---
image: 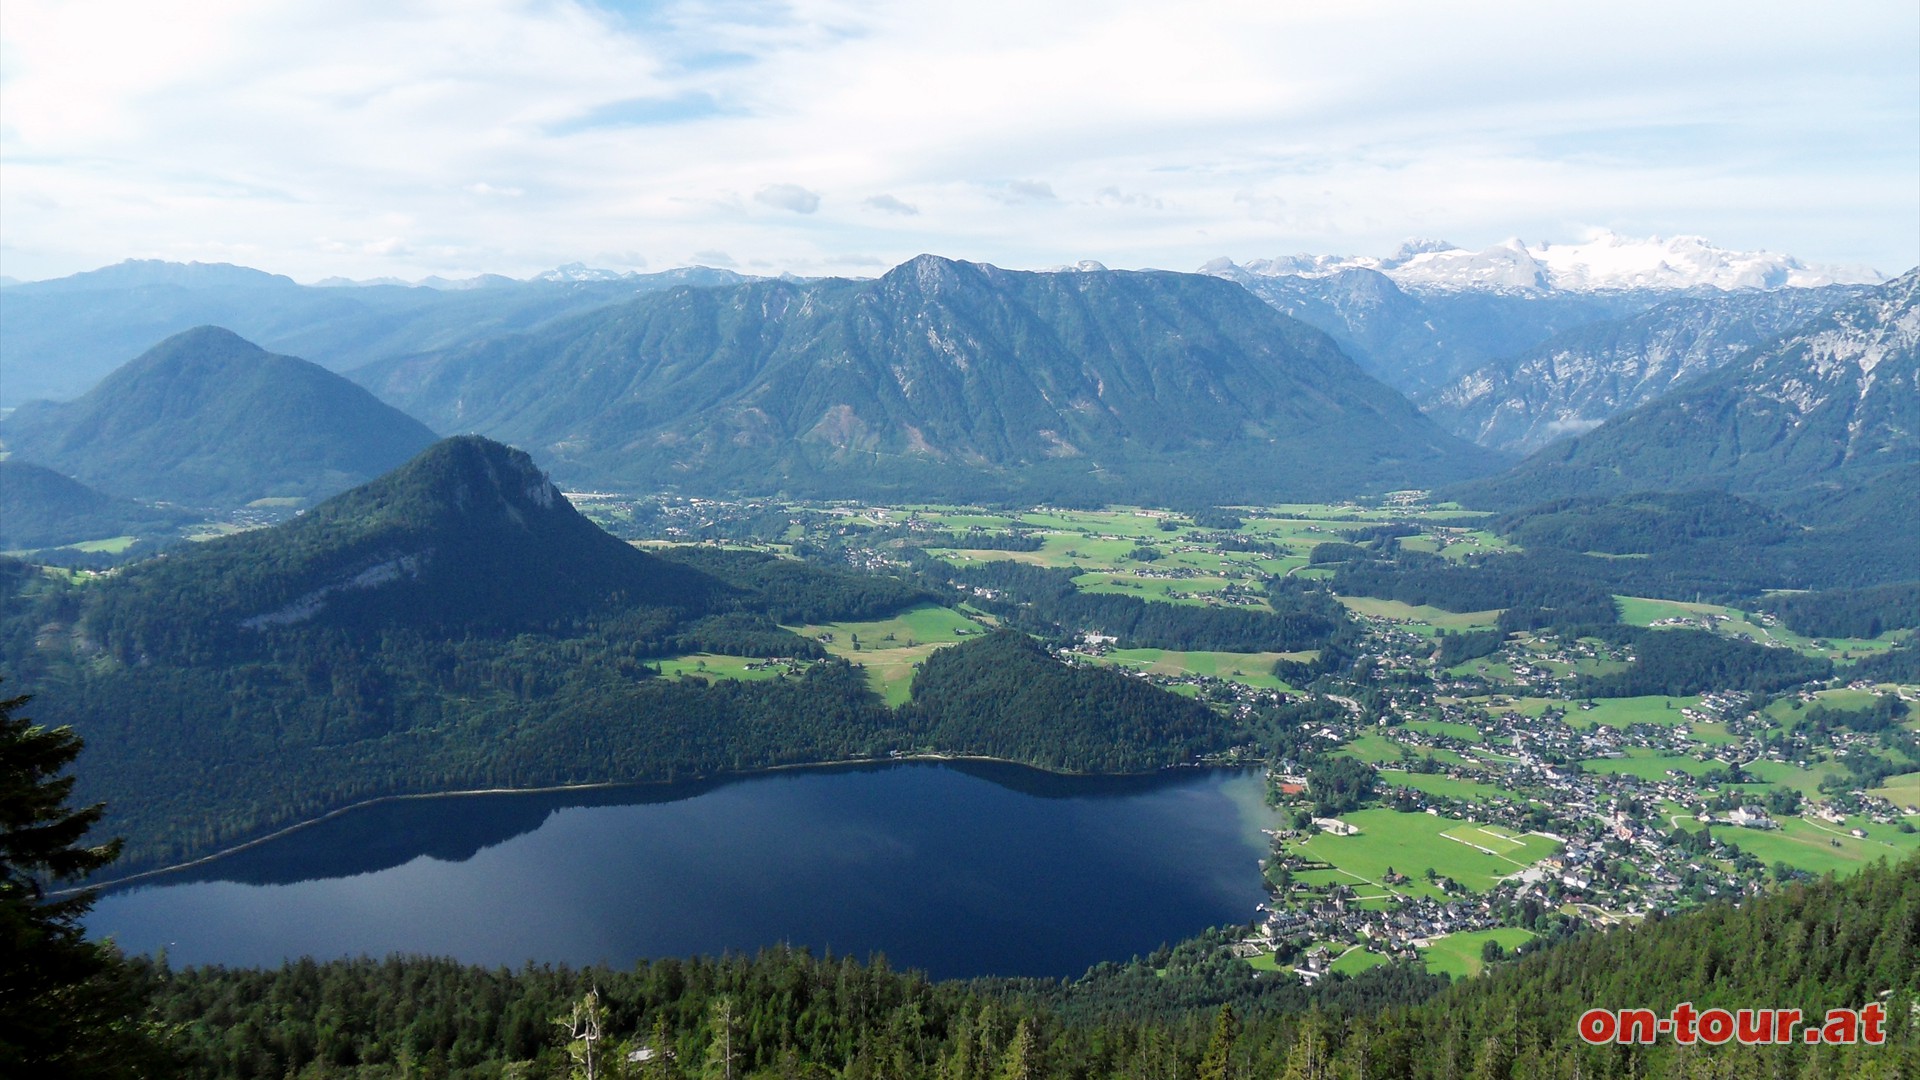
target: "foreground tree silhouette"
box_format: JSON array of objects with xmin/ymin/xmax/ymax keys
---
[{"xmin": 0, "ymin": 682, "xmax": 169, "ymax": 1078}]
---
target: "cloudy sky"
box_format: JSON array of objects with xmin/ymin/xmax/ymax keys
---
[{"xmin": 2, "ymin": 0, "xmax": 1915, "ymax": 282}]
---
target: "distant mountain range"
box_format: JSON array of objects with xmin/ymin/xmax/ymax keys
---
[
  {"xmin": 6, "ymin": 241, "xmax": 1901, "ymax": 504},
  {"xmin": 351, "ymin": 255, "xmax": 1500, "ymax": 503},
  {"xmin": 0, "ymin": 326, "xmax": 437, "ymax": 508},
  {"xmin": 0, "ymin": 260, "xmax": 756, "ymax": 406},
  {"xmin": 1421, "ymin": 285, "xmax": 1870, "ymax": 453},
  {"xmin": 1204, "ymin": 232, "xmax": 1886, "ymax": 294},
  {"xmin": 1199, "ymin": 263, "xmax": 1653, "ymax": 394},
  {"xmin": 1455, "ymin": 270, "xmax": 1920, "ymax": 512}
]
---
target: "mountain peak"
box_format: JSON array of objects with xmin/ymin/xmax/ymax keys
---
[
  {"xmin": 361, "ymin": 435, "xmax": 565, "ymax": 532},
  {"xmin": 0, "ymin": 327, "xmax": 437, "ymax": 507}
]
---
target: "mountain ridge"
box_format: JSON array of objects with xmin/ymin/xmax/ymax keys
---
[
  {"xmin": 352, "ymin": 255, "xmax": 1502, "ymax": 503},
  {"xmin": 1452, "ymin": 270, "xmax": 1920, "ymax": 510}
]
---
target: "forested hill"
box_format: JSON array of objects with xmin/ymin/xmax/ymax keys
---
[
  {"xmin": 0, "ymin": 326, "xmax": 438, "ymax": 507},
  {"xmin": 0, "ymin": 460, "xmax": 191, "ymax": 550},
  {"xmin": 0, "ymin": 441, "xmax": 1236, "ymax": 870},
  {"xmin": 136, "ymin": 851, "xmax": 1920, "ymax": 1078},
  {"xmin": 351, "ymin": 255, "xmax": 1502, "ymax": 503},
  {"xmin": 82, "ymin": 435, "xmax": 729, "ymax": 661}
]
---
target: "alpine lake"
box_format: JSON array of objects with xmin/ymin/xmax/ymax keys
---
[{"xmin": 87, "ymin": 762, "xmax": 1277, "ymax": 981}]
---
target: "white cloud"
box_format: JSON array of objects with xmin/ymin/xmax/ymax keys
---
[
  {"xmin": 862, "ymin": 194, "xmax": 918, "ymax": 215},
  {"xmin": 0, "ymin": 0, "xmax": 1914, "ymax": 282},
  {"xmin": 753, "ymin": 183, "xmax": 822, "ymax": 214}
]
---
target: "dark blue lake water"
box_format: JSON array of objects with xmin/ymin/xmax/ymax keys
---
[{"xmin": 87, "ymin": 762, "xmax": 1274, "ymax": 980}]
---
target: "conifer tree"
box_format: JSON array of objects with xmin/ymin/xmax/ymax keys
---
[{"xmin": 0, "ymin": 682, "xmax": 169, "ymax": 1078}]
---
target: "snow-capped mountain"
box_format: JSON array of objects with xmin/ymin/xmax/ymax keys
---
[
  {"xmin": 1203, "ymin": 233, "xmax": 1886, "ymax": 294},
  {"xmin": 1455, "ymin": 269, "xmax": 1920, "ymax": 508},
  {"xmin": 1420, "ymin": 285, "xmax": 1871, "ymax": 453}
]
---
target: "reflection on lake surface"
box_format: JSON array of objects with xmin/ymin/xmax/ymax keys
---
[{"xmin": 88, "ymin": 762, "xmax": 1274, "ymax": 980}]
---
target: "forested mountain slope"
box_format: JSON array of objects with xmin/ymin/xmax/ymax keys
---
[
  {"xmin": 353, "ymin": 256, "xmax": 1501, "ymax": 503},
  {"xmin": 0, "ymin": 461, "xmax": 192, "ymax": 550},
  {"xmin": 1453, "ymin": 270, "xmax": 1919, "ymax": 511},
  {"xmin": 0, "ymin": 327, "xmax": 437, "ymax": 507}
]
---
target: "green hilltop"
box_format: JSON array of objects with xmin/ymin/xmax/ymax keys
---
[{"xmin": 0, "ymin": 325, "xmax": 438, "ymax": 508}]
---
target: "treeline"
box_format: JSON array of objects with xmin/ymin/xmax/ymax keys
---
[
  {"xmin": 1492, "ymin": 490, "xmax": 1793, "ymax": 555},
  {"xmin": 899, "ymin": 629, "xmax": 1233, "ymax": 772},
  {"xmin": 1772, "ymin": 582, "xmax": 1920, "ymax": 639},
  {"xmin": 930, "ymin": 558, "xmax": 1348, "ymax": 653},
  {"xmin": 651, "ymin": 546, "xmax": 937, "ymax": 625},
  {"xmin": 129, "ymin": 852, "xmax": 1920, "ymax": 1078},
  {"xmin": 1328, "ymin": 550, "xmax": 1619, "ymax": 632},
  {"xmin": 1853, "ymin": 643, "xmax": 1920, "ymax": 684},
  {"xmin": 1569, "ymin": 626, "xmax": 1831, "ymax": 698},
  {"xmin": 1434, "ymin": 629, "xmax": 1506, "ymax": 667}
]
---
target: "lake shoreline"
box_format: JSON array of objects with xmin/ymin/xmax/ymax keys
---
[{"xmin": 70, "ymin": 753, "xmax": 1250, "ymax": 895}]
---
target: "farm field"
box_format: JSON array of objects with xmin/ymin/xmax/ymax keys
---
[
  {"xmin": 1723, "ymin": 814, "xmax": 1920, "ymax": 876},
  {"xmin": 1578, "ymin": 748, "xmax": 1720, "ymax": 781},
  {"xmin": 1337, "ymin": 596, "xmax": 1502, "ymax": 634},
  {"xmin": 1419, "ymin": 928, "xmax": 1538, "ymax": 980},
  {"xmin": 1742, "ymin": 759, "xmax": 1849, "ymax": 796},
  {"xmin": 1617, "ymin": 595, "xmax": 1907, "ymax": 659},
  {"xmin": 1401, "ymin": 719, "xmax": 1482, "ymax": 743},
  {"xmin": 1330, "ymin": 946, "xmax": 1393, "ymax": 975},
  {"xmin": 1088, "ymin": 647, "xmax": 1299, "ymax": 690},
  {"xmin": 655, "ymin": 654, "xmax": 800, "ymax": 683},
  {"xmin": 788, "ymin": 603, "xmax": 988, "ymax": 705},
  {"xmin": 1869, "ymin": 771, "xmax": 1920, "ymax": 810},
  {"xmin": 1376, "ymin": 771, "xmax": 1507, "ymax": 803},
  {"xmin": 1289, "ymin": 809, "xmax": 1559, "ymax": 901},
  {"xmin": 1565, "ymin": 695, "xmax": 1700, "ymax": 729}
]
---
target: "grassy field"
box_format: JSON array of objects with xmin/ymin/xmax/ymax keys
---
[
  {"xmin": 1401, "ymin": 719, "xmax": 1483, "ymax": 743},
  {"xmin": 1565, "ymin": 695, "xmax": 1700, "ymax": 729},
  {"xmin": 788, "ymin": 603, "xmax": 987, "ymax": 705},
  {"xmin": 1579, "ymin": 748, "xmax": 1720, "ymax": 781},
  {"xmin": 1722, "ymin": 814, "xmax": 1920, "ymax": 877},
  {"xmin": 1091, "ymin": 647, "xmax": 1298, "ymax": 690},
  {"xmin": 1337, "ymin": 596, "xmax": 1503, "ymax": 634},
  {"xmin": 1618, "ymin": 595, "xmax": 1906, "ymax": 658},
  {"xmin": 655, "ymin": 654, "xmax": 800, "ymax": 682},
  {"xmin": 65, "ymin": 535, "xmax": 140, "ymax": 553},
  {"xmin": 1330, "ymin": 946, "xmax": 1394, "ymax": 975},
  {"xmin": 1340, "ymin": 734, "xmax": 1409, "ymax": 764},
  {"xmin": 1869, "ymin": 771, "xmax": 1920, "ymax": 810},
  {"xmin": 1419, "ymin": 928, "xmax": 1537, "ymax": 979},
  {"xmin": 1742, "ymin": 758, "xmax": 1849, "ymax": 796},
  {"xmin": 1290, "ymin": 809, "xmax": 1559, "ymax": 900}
]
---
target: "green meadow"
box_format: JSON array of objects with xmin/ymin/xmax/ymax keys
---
[
  {"xmin": 788, "ymin": 603, "xmax": 987, "ymax": 705},
  {"xmin": 1721, "ymin": 814, "xmax": 1920, "ymax": 877},
  {"xmin": 1093, "ymin": 647, "xmax": 1299, "ymax": 690},
  {"xmin": 1289, "ymin": 809, "xmax": 1559, "ymax": 900},
  {"xmin": 1420, "ymin": 928, "xmax": 1538, "ymax": 980},
  {"xmin": 655, "ymin": 654, "xmax": 800, "ymax": 682}
]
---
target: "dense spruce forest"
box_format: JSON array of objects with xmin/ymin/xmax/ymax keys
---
[
  {"xmin": 900, "ymin": 630, "xmax": 1232, "ymax": 772},
  {"xmin": 121, "ymin": 851, "xmax": 1920, "ymax": 1079}
]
